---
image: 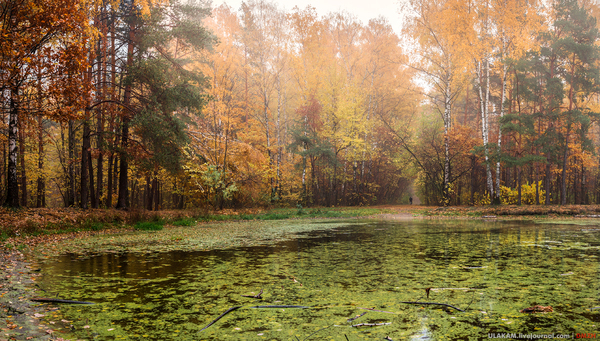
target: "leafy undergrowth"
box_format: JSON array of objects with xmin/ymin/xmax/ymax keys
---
[{"xmin": 0, "ymin": 206, "xmax": 392, "ymax": 246}]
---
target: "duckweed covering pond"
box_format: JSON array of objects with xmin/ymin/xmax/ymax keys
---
[{"xmin": 34, "ymin": 219, "xmax": 600, "ymax": 340}]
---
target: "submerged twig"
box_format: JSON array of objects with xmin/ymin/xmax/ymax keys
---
[
  {"xmin": 31, "ymin": 298, "xmax": 94, "ymax": 305},
  {"xmin": 241, "ymin": 288, "xmax": 263, "ymax": 299},
  {"xmin": 347, "ymin": 312, "xmax": 367, "ymax": 322},
  {"xmin": 464, "ymin": 289, "xmax": 476, "ymax": 311},
  {"xmin": 199, "ymin": 306, "xmax": 242, "ymax": 331},
  {"xmin": 358, "ymin": 307, "xmax": 395, "ymax": 314},
  {"xmin": 351, "ymin": 322, "xmax": 391, "ymax": 328},
  {"xmin": 398, "ymin": 301, "xmax": 464, "ymax": 312},
  {"xmin": 250, "ymin": 305, "xmax": 309, "ymax": 309},
  {"xmin": 282, "ymin": 271, "xmax": 303, "ymax": 286},
  {"xmin": 302, "ymin": 325, "xmax": 331, "ymax": 341}
]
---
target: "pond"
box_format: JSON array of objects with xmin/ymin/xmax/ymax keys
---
[{"xmin": 37, "ymin": 219, "xmax": 600, "ymax": 340}]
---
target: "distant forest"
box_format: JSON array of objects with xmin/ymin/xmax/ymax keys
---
[{"xmin": 2, "ymin": 0, "xmax": 600, "ymax": 209}]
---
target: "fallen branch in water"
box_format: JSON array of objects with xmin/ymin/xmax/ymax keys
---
[
  {"xmin": 398, "ymin": 301, "xmax": 464, "ymax": 312},
  {"xmin": 200, "ymin": 306, "xmax": 242, "ymax": 331},
  {"xmin": 282, "ymin": 271, "xmax": 303, "ymax": 286},
  {"xmin": 358, "ymin": 307, "xmax": 395, "ymax": 314},
  {"xmin": 347, "ymin": 312, "xmax": 367, "ymax": 322},
  {"xmin": 351, "ymin": 322, "xmax": 391, "ymax": 328},
  {"xmin": 302, "ymin": 325, "xmax": 331, "ymax": 340},
  {"xmin": 31, "ymin": 298, "xmax": 94, "ymax": 305},
  {"xmin": 241, "ymin": 288, "xmax": 263, "ymax": 299},
  {"xmin": 384, "ymin": 337, "xmax": 394, "ymax": 341}
]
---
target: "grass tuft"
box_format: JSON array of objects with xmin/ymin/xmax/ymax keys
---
[{"xmin": 134, "ymin": 221, "xmax": 164, "ymax": 231}]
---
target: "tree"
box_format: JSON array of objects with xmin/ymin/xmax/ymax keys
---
[
  {"xmin": 1, "ymin": 0, "xmax": 91, "ymax": 207},
  {"xmin": 402, "ymin": 0, "xmax": 472, "ymax": 204}
]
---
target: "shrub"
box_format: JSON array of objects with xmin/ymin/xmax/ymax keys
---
[{"xmin": 500, "ymin": 181, "xmax": 545, "ymax": 205}]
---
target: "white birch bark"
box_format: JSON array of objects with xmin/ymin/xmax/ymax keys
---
[
  {"xmin": 495, "ymin": 64, "xmax": 507, "ymax": 197},
  {"xmin": 477, "ymin": 60, "xmax": 494, "ymax": 199}
]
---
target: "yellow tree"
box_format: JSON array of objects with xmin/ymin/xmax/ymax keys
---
[
  {"xmin": 186, "ymin": 4, "xmax": 265, "ymax": 208},
  {"xmin": 402, "ymin": 0, "xmax": 473, "ymax": 204}
]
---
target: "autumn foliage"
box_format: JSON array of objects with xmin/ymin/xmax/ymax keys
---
[{"xmin": 2, "ymin": 0, "xmax": 600, "ymax": 211}]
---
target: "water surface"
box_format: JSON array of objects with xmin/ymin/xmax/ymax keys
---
[{"xmin": 38, "ymin": 220, "xmax": 600, "ymax": 340}]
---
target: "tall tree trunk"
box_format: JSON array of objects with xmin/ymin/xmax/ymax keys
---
[
  {"xmin": 477, "ymin": 61, "xmax": 494, "ymax": 200},
  {"xmin": 145, "ymin": 175, "xmax": 152, "ymax": 210},
  {"xmin": 18, "ymin": 115, "xmax": 27, "ymax": 207},
  {"xmin": 561, "ymin": 56, "xmax": 576, "ymax": 205},
  {"xmin": 495, "ymin": 64, "xmax": 507, "ymax": 199},
  {"xmin": 67, "ymin": 120, "xmax": 75, "ymax": 207},
  {"xmin": 443, "ymin": 72, "xmax": 451, "ymax": 206},
  {"xmin": 517, "ymin": 166, "xmax": 522, "ymax": 205},
  {"xmin": 545, "ymin": 161, "xmax": 551, "ymax": 205},
  {"xmin": 81, "ymin": 117, "xmax": 91, "ymax": 209},
  {"xmin": 36, "ymin": 114, "xmax": 45, "ymax": 207},
  {"xmin": 116, "ymin": 17, "xmax": 135, "ymax": 210},
  {"xmin": 153, "ymin": 176, "xmax": 159, "ymax": 211},
  {"xmin": 106, "ymin": 12, "xmax": 117, "ymax": 208},
  {"xmin": 581, "ymin": 163, "xmax": 586, "ymax": 204},
  {"xmin": 5, "ymin": 88, "xmax": 19, "ymax": 208}
]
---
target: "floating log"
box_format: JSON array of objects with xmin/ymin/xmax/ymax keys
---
[
  {"xmin": 200, "ymin": 306, "xmax": 242, "ymax": 331},
  {"xmin": 31, "ymin": 298, "xmax": 94, "ymax": 305},
  {"xmin": 398, "ymin": 301, "xmax": 464, "ymax": 312},
  {"xmin": 351, "ymin": 322, "xmax": 391, "ymax": 328}
]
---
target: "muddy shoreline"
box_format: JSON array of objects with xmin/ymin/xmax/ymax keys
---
[{"xmin": 0, "ymin": 250, "xmax": 54, "ymax": 341}]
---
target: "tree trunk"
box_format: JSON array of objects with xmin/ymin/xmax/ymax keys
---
[
  {"xmin": 5, "ymin": 89, "xmax": 19, "ymax": 208},
  {"xmin": 67, "ymin": 120, "xmax": 75, "ymax": 207},
  {"xmin": 443, "ymin": 76, "xmax": 451, "ymax": 206},
  {"xmin": 535, "ymin": 161, "xmax": 540, "ymax": 205},
  {"xmin": 153, "ymin": 177, "xmax": 159, "ymax": 211},
  {"xmin": 81, "ymin": 118, "xmax": 91, "ymax": 209},
  {"xmin": 18, "ymin": 116, "xmax": 27, "ymax": 207},
  {"xmin": 36, "ymin": 114, "xmax": 45, "ymax": 208},
  {"xmin": 477, "ymin": 61, "xmax": 494, "ymax": 201},
  {"xmin": 116, "ymin": 18, "xmax": 135, "ymax": 210},
  {"xmin": 561, "ymin": 125, "xmax": 570, "ymax": 205},
  {"xmin": 517, "ymin": 166, "xmax": 522, "ymax": 205},
  {"xmin": 116, "ymin": 118, "xmax": 130, "ymax": 209},
  {"xmin": 495, "ymin": 64, "xmax": 507, "ymax": 198},
  {"xmin": 545, "ymin": 161, "xmax": 551, "ymax": 205},
  {"xmin": 581, "ymin": 163, "xmax": 586, "ymax": 204}
]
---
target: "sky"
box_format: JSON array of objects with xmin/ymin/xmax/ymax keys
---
[{"xmin": 209, "ymin": 0, "xmax": 405, "ymax": 35}]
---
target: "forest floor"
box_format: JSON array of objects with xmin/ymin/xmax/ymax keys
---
[{"xmin": 2, "ymin": 204, "xmax": 600, "ymax": 340}]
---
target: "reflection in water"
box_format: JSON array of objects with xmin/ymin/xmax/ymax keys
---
[{"xmin": 39, "ymin": 220, "xmax": 600, "ymax": 340}]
